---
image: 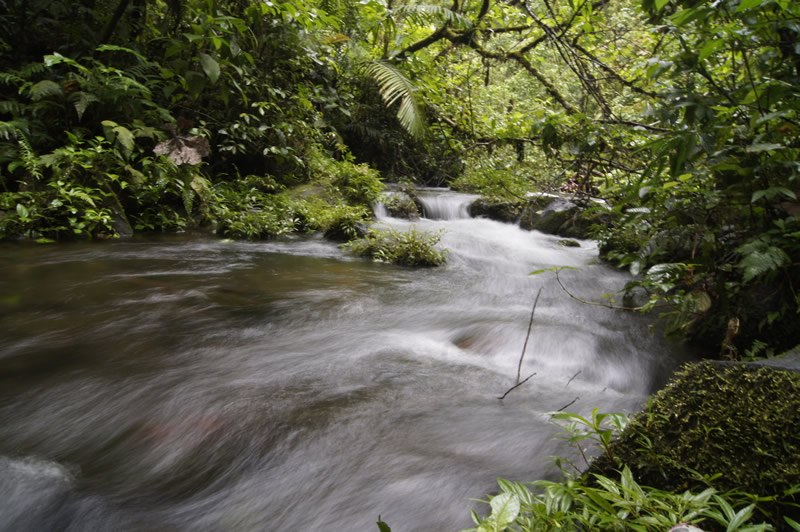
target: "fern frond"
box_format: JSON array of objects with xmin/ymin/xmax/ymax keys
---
[
  {"xmin": 0, "ymin": 120, "xmax": 29, "ymax": 140},
  {"xmin": 20, "ymin": 62, "xmax": 48, "ymax": 78},
  {"xmin": 96, "ymin": 44, "xmax": 147, "ymax": 62},
  {"xmin": 392, "ymin": 4, "xmax": 473, "ymax": 29},
  {"xmin": 0, "ymin": 72, "xmax": 24, "ymax": 86},
  {"xmin": 16, "ymin": 130, "xmax": 43, "ymax": 181},
  {"xmin": 364, "ymin": 61, "xmax": 426, "ymax": 138},
  {"xmin": 29, "ymin": 80, "xmax": 64, "ymax": 101},
  {"xmin": 0, "ymin": 100, "xmax": 25, "ymax": 116},
  {"xmin": 737, "ymin": 239, "xmax": 790, "ymax": 283}
]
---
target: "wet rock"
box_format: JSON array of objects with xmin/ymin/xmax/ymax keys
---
[
  {"xmin": 519, "ymin": 196, "xmax": 609, "ymax": 239},
  {"xmin": 558, "ymin": 239, "xmax": 581, "ymax": 247},
  {"xmin": 383, "ymin": 193, "xmax": 420, "ymax": 220},
  {"xmin": 468, "ymin": 198, "xmax": 526, "ymax": 223},
  {"xmin": 520, "ymin": 198, "xmax": 579, "ymax": 234}
]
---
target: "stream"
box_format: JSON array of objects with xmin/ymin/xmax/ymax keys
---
[{"xmin": 0, "ymin": 190, "xmax": 689, "ymax": 531}]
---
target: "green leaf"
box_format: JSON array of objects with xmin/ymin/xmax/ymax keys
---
[
  {"xmin": 199, "ymin": 53, "xmax": 221, "ymax": 84},
  {"xmin": 699, "ymin": 39, "xmax": 724, "ymax": 60},
  {"xmin": 746, "ymin": 143, "xmax": 783, "ymax": 153},
  {"xmin": 736, "ymin": 0, "xmax": 762, "ymax": 11},
  {"xmin": 751, "ymin": 187, "xmax": 796, "ymax": 203},
  {"xmin": 16, "ymin": 203, "xmax": 29, "ymax": 219},
  {"xmin": 784, "ymin": 516, "xmax": 800, "ymax": 531},
  {"xmin": 726, "ymin": 504, "xmax": 754, "ymax": 531},
  {"xmin": 102, "ymin": 120, "xmax": 135, "ymax": 156},
  {"xmin": 376, "ymin": 515, "xmax": 391, "ymax": 532},
  {"xmin": 655, "ymin": 0, "xmax": 670, "ymax": 10},
  {"xmin": 489, "ymin": 492, "xmax": 520, "ymax": 528},
  {"xmin": 96, "ymin": 44, "xmax": 146, "ymax": 61}
]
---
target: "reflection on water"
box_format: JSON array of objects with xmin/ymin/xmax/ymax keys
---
[{"xmin": 0, "ymin": 192, "xmax": 689, "ymax": 531}]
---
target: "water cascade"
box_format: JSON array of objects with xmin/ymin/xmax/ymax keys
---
[
  {"xmin": 415, "ymin": 188, "xmax": 478, "ymax": 220},
  {"xmin": 0, "ymin": 190, "xmax": 688, "ymax": 530}
]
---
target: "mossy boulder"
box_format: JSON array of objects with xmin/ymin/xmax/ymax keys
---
[
  {"xmin": 520, "ymin": 197, "xmax": 609, "ymax": 239},
  {"xmin": 589, "ymin": 361, "xmax": 800, "ymax": 525},
  {"xmin": 382, "ymin": 193, "xmax": 421, "ymax": 220},
  {"xmin": 468, "ymin": 198, "xmax": 527, "ymax": 223}
]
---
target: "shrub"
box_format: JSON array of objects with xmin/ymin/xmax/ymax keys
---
[
  {"xmin": 308, "ymin": 147, "xmax": 384, "ymax": 205},
  {"xmin": 467, "ymin": 468, "xmax": 777, "ymax": 532},
  {"xmin": 343, "ymin": 227, "xmax": 447, "ymax": 267}
]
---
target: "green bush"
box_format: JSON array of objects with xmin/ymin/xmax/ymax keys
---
[
  {"xmin": 343, "ymin": 227, "xmax": 447, "ymax": 267},
  {"xmin": 308, "ymin": 147, "xmax": 384, "ymax": 205}
]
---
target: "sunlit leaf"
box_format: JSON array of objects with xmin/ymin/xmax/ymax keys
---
[
  {"xmin": 489, "ymin": 492, "xmax": 520, "ymax": 528},
  {"xmin": 199, "ymin": 53, "xmax": 221, "ymax": 83}
]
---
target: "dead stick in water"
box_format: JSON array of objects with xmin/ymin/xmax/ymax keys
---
[
  {"xmin": 566, "ymin": 370, "xmax": 582, "ymax": 387},
  {"xmin": 516, "ymin": 288, "xmax": 543, "ymax": 384},
  {"xmin": 557, "ymin": 396, "xmax": 580, "ymax": 411},
  {"xmin": 498, "ymin": 372, "xmax": 537, "ymax": 400}
]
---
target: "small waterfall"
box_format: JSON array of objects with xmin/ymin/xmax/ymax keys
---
[{"xmin": 417, "ymin": 189, "xmax": 478, "ymax": 220}]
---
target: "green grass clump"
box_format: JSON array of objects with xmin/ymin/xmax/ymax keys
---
[{"xmin": 343, "ymin": 227, "xmax": 447, "ymax": 267}]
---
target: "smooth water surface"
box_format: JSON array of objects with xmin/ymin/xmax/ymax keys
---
[{"xmin": 0, "ymin": 191, "xmax": 688, "ymax": 531}]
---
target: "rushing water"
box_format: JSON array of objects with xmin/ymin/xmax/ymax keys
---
[{"xmin": 0, "ymin": 191, "xmax": 688, "ymax": 531}]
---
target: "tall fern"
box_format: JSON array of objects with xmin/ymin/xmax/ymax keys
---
[
  {"xmin": 364, "ymin": 61, "xmax": 426, "ymax": 138},
  {"xmin": 15, "ymin": 130, "xmax": 43, "ymax": 182}
]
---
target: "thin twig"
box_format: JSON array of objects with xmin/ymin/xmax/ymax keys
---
[
  {"xmin": 516, "ymin": 288, "xmax": 543, "ymax": 383},
  {"xmin": 554, "ymin": 269, "xmax": 649, "ymax": 311},
  {"xmin": 565, "ymin": 370, "xmax": 582, "ymax": 387},
  {"xmin": 498, "ymin": 372, "xmax": 537, "ymax": 400},
  {"xmin": 557, "ymin": 396, "xmax": 580, "ymax": 411}
]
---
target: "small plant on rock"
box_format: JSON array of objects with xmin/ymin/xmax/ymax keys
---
[{"xmin": 344, "ymin": 227, "xmax": 447, "ymax": 267}]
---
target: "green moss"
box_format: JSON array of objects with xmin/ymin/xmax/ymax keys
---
[{"xmin": 590, "ymin": 361, "xmax": 800, "ymax": 523}]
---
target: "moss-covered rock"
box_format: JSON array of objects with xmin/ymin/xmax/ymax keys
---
[
  {"xmin": 518, "ymin": 197, "xmax": 610, "ymax": 239},
  {"xmin": 589, "ymin": 361, "xmax": 800, "ymax": 525},
  {"xmin": 468, "ymin": 198, "xmax": 527, "ymax": 223},
  {"xmin": 382, "ymin": 193, "xmax": 421, "ymax": 220}
]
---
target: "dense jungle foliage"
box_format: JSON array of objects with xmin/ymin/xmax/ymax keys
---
[{"xmin": 2, "ymin": 0, "xmax": 799, "ymax": 529}]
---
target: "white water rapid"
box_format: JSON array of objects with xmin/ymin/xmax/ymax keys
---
[{"xmin": 0, "ymin": 190, "xmax": 688, "ymax": 531}]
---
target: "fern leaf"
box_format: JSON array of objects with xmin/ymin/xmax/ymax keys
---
[
  {"xmin": 29, "ymin": 80, "xmax": 63, "ymax": 101},
  {"xmin": 0, "ymin": 72, "xmax": 24, "ymax": 86},
  {"xmin": 96, "ymin": 44, "xmax": 147, "ymax": 62},
  {"xmin": 737, "ymin": 240, "xmax": 790, "ymax": 283},
  {"xmin": 392, "ymin": 4, "xmax": 473, "ymax": 29},
  {"xmin": 0, "ymin": 100, "xmax": 25, "ymax": 116},
  {"xmin": 364, "ymin": 61, "xmax": 426, "ymax": 138},
  {"xmin": 15, "ymin": 130, "xmax": 43, "ymax": 181}
]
